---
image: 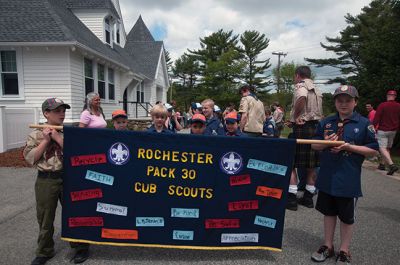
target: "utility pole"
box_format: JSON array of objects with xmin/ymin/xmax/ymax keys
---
[{"xmin": 272, "ymin": 51, "xmax": 287, "ymax": 93}]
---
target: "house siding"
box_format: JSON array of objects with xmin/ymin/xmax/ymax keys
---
[{"xmin": 73, "ymin": 10, "xmax": 108, "ymax": 42}]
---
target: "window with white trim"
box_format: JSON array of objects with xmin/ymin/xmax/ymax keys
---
[
  {"xmin": 1, "ymin": 51, "xmax": 19, "ymax": 95},
  {"xmin": 136, "ymin": 82, "xmax": 144, "ymax": 103},
  {"xmin": 84, "ymin": 58, "xmax": 94, "ymax": 96},
  {"xmin": 97, "ymin": 64, "xmax": 105, "ymax": 99},
  {"xmin": 115, "ymin": 23, "xmax": 120, "ymax": 44},
  {"xmin": 108, "ymin": 68, "xmax": 115, "ymax": 100},
  {"xmin": 105, "ymin": 18, "xmax": 111, "ymax": 45}
]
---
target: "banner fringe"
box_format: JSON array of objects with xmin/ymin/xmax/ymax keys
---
[{"xmin": 61, "ymin": 237, "xmax": 282, "ymax": 252}]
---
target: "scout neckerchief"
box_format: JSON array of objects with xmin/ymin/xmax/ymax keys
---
[{"xmin": 336, "ymin": 118, "xmax": 351, "ymax": 140}]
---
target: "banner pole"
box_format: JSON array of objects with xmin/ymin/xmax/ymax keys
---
[
  {"xmin": 29, "ymin": 124, "xmax": 63, "ymax": 130},
  {"xmin": 296, "ymin": 139, "xmax": 345, "ymax": 146}
]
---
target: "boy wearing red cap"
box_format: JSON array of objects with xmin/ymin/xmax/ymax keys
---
[
  {"xmin": 190, "ymin": 114, "xmax": 207, "ymax": 135},
  {"xmin": 224, "ymin": 112, "xmax": 244, "ymax": 137},
  {"xmin": 373, "ymin": 90, "xmax": 400, "ymax": 175},
  {"xmin": 111, "ymin": 109, "xmax": 128, "ymax": 130}
]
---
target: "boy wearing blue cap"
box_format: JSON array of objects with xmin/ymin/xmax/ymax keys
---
[{"xmin": 310, "ymin": 85, "xmax": 378, "ymax": 265}]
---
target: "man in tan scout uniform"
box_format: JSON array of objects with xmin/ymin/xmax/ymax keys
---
[
  {"xmin": 24, "ymin": 98, "xmax": 89, "ymax": 265},
  {"xmin": 287, "ymin": 66, "xmax": 323, "ymax": 211},
  {"xmin": 238, "ymin": 85, "xmax": 265, "ymax": 137}
]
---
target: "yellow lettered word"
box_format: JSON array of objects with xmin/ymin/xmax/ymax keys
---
[
  {"xmin": 147, "ymin": 166, "xmax": 176, "ymax": 178},
  {"xmin": 181, "ymin": 169, "xmax": 196, "ymax": 180},
  {"xmin": 137, "ymin": 148, "xmax": 213, "ymax": 164},
  {"xmin": 168, "ymin": 185, "xmax": 213, "ymax": 199},
  {"xmin": 134, "ymin": 182, "xmax": 157, "ymax": 194}
]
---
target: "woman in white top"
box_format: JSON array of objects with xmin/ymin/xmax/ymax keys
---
[{"xmin": 79, "ymin": 92, "xmax": 107, "ymax": 128}]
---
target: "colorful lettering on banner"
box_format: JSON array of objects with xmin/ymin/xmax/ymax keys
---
[
  {"xmin": 247, "ymin": 159, "xmax": 287, "ymax": 176},
  {"xmin": 205, "ymin": 219, "xmax": 240, "ymax": 229},
  {"xmin": 171, "ymin": 208, "xmax": 199, "ymax": 218},
  {"xmin": 256, "ymin": 186, "xmax": 283, "ymax": 199},
  {"xmin": 221, "ymin": 233, "xmax": 259, "ymax": 243},
  {"xmin": 70, "ymin": 188, "xmax": 103, "ymax": 202},
  {"xmin": 136, "ymin": 217, "xmax": 165, "ymax": 227},
  {"xmin": 254, "ymin": 215, "xmax": 277, "ymax": 229},
  {"xmin": 173, "ymin": 230, "xmax": 194, "ymax": 241},
  {"xmin": 228, "ymin": 200, "xmax": 259, "ymax": 211},
  {"xmin": 85, "ymin": 170, "xmax": 114, "ymax": 186},
  {"xmin": 229, "ymin": 174, "xmax": 251, "ymax": 186},
  {"xmin": 68, "ymin": 217, "xmax": 104, "ymax": 227},
  {"xmin": 101, "ymin": 228, "xmax": 138, "ymax": 240},
  {"xmin": 96, "ymin": 202, "xmax": 128, "ymax": 216},
  {"xmin": 70, "ymin": 154, "xmax": 107, "ymax": 166}
]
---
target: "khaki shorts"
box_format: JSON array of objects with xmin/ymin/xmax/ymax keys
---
[{"xmin": 377, "ymin": 130, "xmax": 397, "ymax": 148}]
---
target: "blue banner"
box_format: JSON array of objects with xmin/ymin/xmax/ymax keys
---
[{"xmin": 62, "ymin": 127, "xmax": 296, "ymax": 251}]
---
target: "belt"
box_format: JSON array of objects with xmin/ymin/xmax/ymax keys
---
[{"xmin": 37, "ymin": 171, "xmax": 64, "ymax": 179}]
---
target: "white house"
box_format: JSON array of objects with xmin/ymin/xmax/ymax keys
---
[{"xmin": 0, "ymin": 0, "xmax": 169, "ymax": 123}]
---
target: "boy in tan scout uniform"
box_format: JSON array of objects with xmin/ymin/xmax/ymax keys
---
[
  {"xmin": 24, "ymin": 98, "xmax": 89, "ymax": 265},
  {"xmin": 238, "ymin": 85, "xmax": 265, "ymax": 137}
]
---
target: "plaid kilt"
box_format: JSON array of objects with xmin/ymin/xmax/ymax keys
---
[{"xmin": 293, "ymin": 121, "xmax": 320, "ymax": 168}]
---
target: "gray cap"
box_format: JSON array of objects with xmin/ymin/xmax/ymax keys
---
[{"xmin": 333, "ymin": 85, "xmax": 359, "ymax": 98}]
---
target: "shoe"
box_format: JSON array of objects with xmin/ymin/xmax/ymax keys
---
[
  {"xmin": 286, "ymin": 192, "xmax": 298, "ymax": 211},
  {"xmin": 387, "ymin": 164, "xmax": 399, "ymax": 176},
  {"xmin": 336, "ymin": 250, "xmax": 351, "ymax": 265},
  {"xmin": 311, "ymin": 245, "xmax": 335, "ymax": 262},
  {"xmin": 298, "ymin": 190, "xmax": 314, "ymax": 208},
  {"xmin": 377, "ymin": 164, "xmax": 386, "ymax": 170},
  {"xmin": 31, "ymin": 256, "xmax": 52, "ymax": 265},
  {"xmin": 72, "ymin": 249, "xmax": 89, "ymax": 264}
]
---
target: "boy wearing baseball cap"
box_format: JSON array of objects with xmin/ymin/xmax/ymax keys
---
[
  {"xmin": 24, "ymin": 98, "xmax": 90, "ymax": 264},
  {"xmin": 112, "ymin": 109, "xmax": 128, "ymax": 130},
  {"xmin": 224, "ymin": 112, "xmax": 244, "ymax": 137},
  {"xmin": 310, "ymin": 85, "xmax": 378, "ymax": 264},
  {"xmin": 190, "ymin": 113, "xmax": 207, "ymax": 135}
]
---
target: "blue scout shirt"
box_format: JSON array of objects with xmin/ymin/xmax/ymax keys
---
[
  {"xmin": 225, "ymin": 129, "xmax": 245, "ymax": 137},
  {"xmin": 147, "ymin": 125, "xmax": 173, "ymax": 134},
  {"xmin": 263, "ymin": 117, "xmax": 276, "ymax": 137},
  {"xmin": 204, "ymin": 116, "xmax": 225, "ymax": 136},
  {"xmin": 313, "ymin": 112, "xmax": 378, "ymax": 198}
]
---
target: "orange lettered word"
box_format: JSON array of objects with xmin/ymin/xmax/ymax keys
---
[
  {"xmin": 256, "ymin": 186, "xmax": 283, "ymax": 199},
  {"xmin": 101, "ymin": 228, "xmax": 138, "ymax": 240}
]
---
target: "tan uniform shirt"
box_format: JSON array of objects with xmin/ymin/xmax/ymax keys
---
[
  {"xmin": 239, "ymin": 95, "xmax": 266, "ymax": 133},
  {"xmin": 23, "ymin": 129, "xmax": 64, "ymax": 172},
  {"xmin": 289, "ymin": 79, "xmax": 323, "ymax": 122}
]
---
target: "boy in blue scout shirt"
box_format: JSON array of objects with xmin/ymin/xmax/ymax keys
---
[
  {"xmin": 310, "ymin": 85, "xmax": 378, "ymax": 265},
  {"xmin": 147, "ymin": 104, "xmax": 172, "ymax": 134},
  {"xmin": 224, "ymin": 112, "xmax": 244, "ymax": 137},
  {"xmin": 111, "ymin": 109, "xmax": 128, "ymax": 130},
  {"xmin": 201, "ymin": 99, "xmax": 225, "ymax": 136},
  {"xmin": 190, "ymin": 113, "xmax": 207, "ymax": 135},
  {"xmin": 263, "ymin": 107, "xmax": 277, "ymax": 137},
  {"xmin": 23, "ymin": 98, "xmax": 90, "ymax": 265}
]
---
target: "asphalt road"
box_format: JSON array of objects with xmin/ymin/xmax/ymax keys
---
[{"xmin": 0, "ymin": 166, "xmax": 399, "ymax": 265}]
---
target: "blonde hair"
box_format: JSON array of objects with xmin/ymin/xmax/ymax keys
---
[
  {"xmin": 150, "ymin": 103, "xmax": 168, "ymax": 117},
  {"xmin": 201, "ymin": 98, "xmax": 214, "ymax": 108}
]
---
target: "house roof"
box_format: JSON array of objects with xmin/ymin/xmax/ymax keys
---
[
  {"xmin": 0, "ymin": 0, "xmax": 165, "ymax": 80},
  {"xmin": 125, "ymin": 16, "xmax": 163, "ymax": 79},
  {"xmin": 65, "ymin": 0, "xmax": 120, "ymax": 19}
]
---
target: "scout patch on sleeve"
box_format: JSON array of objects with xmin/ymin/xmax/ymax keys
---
[{"xmin": 367, "ymin": 125, "xmax": 376, "ymax": 134}]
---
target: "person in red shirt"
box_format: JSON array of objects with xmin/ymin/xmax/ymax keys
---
[
  {"xmin": 373, "ymin": 90, "xmax": 400, "ymax": 175},
  {"xmin": 365, "ymin": 103, "xmax": 376, "ymax": 123}
]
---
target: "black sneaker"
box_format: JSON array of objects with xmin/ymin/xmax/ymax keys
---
[
  {"xmin": 286, "ymin": 192, "xmax": 298, "ymax": 211},
  {"xmin": 336, "ymin": 250, "xmax": 351, "ymax": 265},
  {"xmin": 298, "ymin": 190, "xmax": 314, "ymax": 208},
  {"xmin": 311, "ymin": 245, "xmax": 335, "ymax": 262},
  {"xmin": 387, "ymin": 164, "xmax": 399, "ymax": 176},
  {"xmin": 377, "ymin": 164, "xmax": 386, "ymax": 170},
  {"xmin": 31, "ymin": 256, "xmax": 53, "ymax": 265},
  {"xmin": 72, "ymin": 249, "xmax": 89, "ymax": 264}
]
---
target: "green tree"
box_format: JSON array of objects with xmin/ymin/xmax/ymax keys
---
[
  {"xmin": 272, "ymin": 62, "xmax": 297, "ymax": 93},
  {"xmin": 306, "ymin": 0, "xmax": 400, "ymax": 107},
  {"xmin": 239, "ymin": 30, "xmax": 271, "ymax": 89}
]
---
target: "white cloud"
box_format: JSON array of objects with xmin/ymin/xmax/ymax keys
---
[{"xmin": 119, "ymin": 0, "xmax": 371, "ymax": 91}]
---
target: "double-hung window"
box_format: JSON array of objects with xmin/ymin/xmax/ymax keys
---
[
  {"xmin": 1, "ymin": 51, "xmax": 19, "ymax": 95},
  {"xmin": 97, "ymin": 64, "xmax": 105, "ymax": 99},
  {"xmin": 108, "ymin": 68, "xmax": 115, "ymax": 100},
  {"xmin": 84, "ymin": 58, "xmax": 94, "ymax": 96}
]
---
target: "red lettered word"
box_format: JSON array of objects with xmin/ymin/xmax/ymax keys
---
[
  {"xmin": 70, "ymin": 188, "xmax": 103, "ymax": 202},
  {"xmin": 205, "ymin": 219, "xmax": 240, "ymax": 229},
  {"xmin": 229, "ymin": 174, "xmax": 251, "ymax": 186},
  {"xmin": 228, "ymin": 200, "xmax": 259, "ymax": 211},
  {"xmin": 101, "ymin": 228, "xmax": 138, "ymax": 240},
  {"xmin": 68, "ymin": 217, "xmax": 104, "ymax": 227},
  {"xmin": 256, "ymin": 186, "xmax": 283, "ymax": 199},
  {"xmin": 70, "ymin": 154, "xmax": 107, "ymax": 166}
]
